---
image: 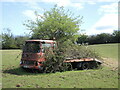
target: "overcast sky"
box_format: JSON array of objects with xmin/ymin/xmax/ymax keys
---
[{"xmin": 0, "ymin": 0, "xmax": 119, "ymax": 36}]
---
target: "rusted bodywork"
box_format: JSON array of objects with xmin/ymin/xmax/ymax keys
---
[
  {"xmin": 64, "ymin": 58, "xmax": 102, "ymax": 70},
  {"xmin": 64, "ymin": 58, "xmax": 102, "ymax": 63},
  {"xmin": 20, "ymin": 40, "xmax": 56, "ymax": 70}
]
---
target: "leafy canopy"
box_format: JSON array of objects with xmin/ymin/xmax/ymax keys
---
[{"xmin": 24, "ymin": 5, "xmax": 83, "ymax": 43}]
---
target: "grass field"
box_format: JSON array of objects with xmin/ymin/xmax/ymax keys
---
[
  {"xmin": 1, "ymin": 43, "xmax": 119, "ymax": 88},
  {"xmin": 89, "ymin": 43, "xmax": 118, "ymax": 60}
]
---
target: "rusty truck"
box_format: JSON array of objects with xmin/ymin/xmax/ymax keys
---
[{"xmin": 20, "ymin": 40, "xmax": 102, "ymax": 71}]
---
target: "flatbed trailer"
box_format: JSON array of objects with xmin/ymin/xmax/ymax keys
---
[{"xmin": 64, "ymin": 58, "xmax": 102, "ymax": 70}]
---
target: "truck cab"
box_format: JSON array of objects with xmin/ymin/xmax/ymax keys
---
[{"xmin": 20, "ymin": 40, "xmax": 56, "ymax": 70}]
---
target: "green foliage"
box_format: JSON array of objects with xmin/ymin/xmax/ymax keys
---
[
  {"xmin": 43, "ymin": 45, "xmax": 72, "ymax": 73},
  {"xmin": 77, "ymin": 30, "xmax": 120, "ymax": 45},
  {"xmin": 77, "ymin": 34, "xmax": 88, "ymax": 44},
  {"xmin": 88, "ymin": 33, "xmax": 112, "ymax": 44},
  {"xmin": 112, "ymin": 30, "xmax": 120, "ymax": 43},
  {"xmin": 14, "ymin": 36, "xmax": 29, "ymax": 48},
  {"xmin": 42, "ymin": 41, "xmax": 100, "ymax": 73},
  {"xmin": 64, "ymin": 44, "xmax": 101, "ymax": 59},
  {"xmin": 2, "ymin": 28, "xmax": 17, "ymax": 49},
  {"xmin": 2, "ymin": 28, "xmax": 29, "ymax": 49},
  {"xmin": 24, "ymin": 5, "xmax": 83, "ymax": 43}
]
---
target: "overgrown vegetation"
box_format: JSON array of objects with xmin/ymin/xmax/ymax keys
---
[
  {"xmin": 42, "ymin": 41, "xmax": 100, "ymax": 73},
  {"xmin": 24, "ymin": 5, "xmax": 83, "ymax": 43},
  {"xmin": 43, "ymin": 46, "xmax": 72, "ymax": 73},
  {"xmin": 64, "ymin": 44, "xmax": 100, "ymax": 59}
]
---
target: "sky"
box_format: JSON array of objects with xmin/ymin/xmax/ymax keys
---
[{"xmin": 0, "ymin": 0, "xmax": 119, "ymax": 36}]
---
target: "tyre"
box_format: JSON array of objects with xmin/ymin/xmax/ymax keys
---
[{"xmin": 81, "ymin": 62, "xmax": 90, "ymax": 70}]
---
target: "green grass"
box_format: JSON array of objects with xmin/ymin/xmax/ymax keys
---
[
  {"xmin": 89, "ymin": 43, "xmax": 119, "ymax": 60},
  {"xmin": 2, "ymin": 68, "xmax": 118, "ymax": 88},
  {"xmin": 1, "ymin": 44, "xmax": 119, "ymax": 88}
]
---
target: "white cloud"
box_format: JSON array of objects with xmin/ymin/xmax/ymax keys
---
[
  {"xmin": 25, "ymin": 2, "xmax": 43, "ymax": 11},
  {"xmin": 97, "ymin": 0, "xmax": 118, "ymax": 2},
  {"xmin": 67, "ymin": 0, "xmax": 119, "ymax": 4},
  {"xmin": 98, "ymin": 3, "xmax": 118, "ymax": 14},
  {"xmin": 41, "ymin": 0, "xmax": 84, "ymax": 9},
  {"xmin": 22, "ymin": 10, "xmax": 43, "ymax": 21},
  {"xmin": 44, "ymin": 0, "xmax": 71, "ymax": 7},
  {"xmin": 1, "ymin": 0, "xmax": 119, "ymax": 10},
  {"xmin": 22, "ymin": 10, "xmax": 36, "ymax": 20},
  {"xmin": 86, "ymin": 2, "xmax": 118, "ymax": 35},
  {"xmin": 0, "ymin": 0, "xmax": 84, "ymax": 10},
  {"xmin": 39, "ymin": 0, "xmax": 119, "ymax": 9},
  {"xmin": 71, "ymin": 3, "xmax": 84, "ymax": 9},
  {"xmin": 1, "ymin": 0, "xmax": 119, "ymax": 2},
  {"xmin": 0, "ymin": 0, "xmax": 34, "ymax": 2},
  {"xmin": 87, "ymin": 1, "xmax": 96, "ymax": 5},
  {"xmin": 87, "ymin": 14, "xmax": 118, "ymax": 35}
]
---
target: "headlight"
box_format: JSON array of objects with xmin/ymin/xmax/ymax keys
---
[{"xmin": 20, "ymin": 61, "xmax": 22, "ymax": 64}]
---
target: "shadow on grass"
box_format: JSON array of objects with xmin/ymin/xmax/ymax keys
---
[
  {"xmin": 3, "ymin": 64, "xmax": 103, "ymax": 76},
  {"xmin": 3, "ymin": 67, "xmax": 100, "ymax": 76},
  {"xmin": 3, "ymin": 67, "xmax": 45, "ymax": 75}
]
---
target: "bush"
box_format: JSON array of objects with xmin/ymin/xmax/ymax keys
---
[
  {"xmin": 42, "ymin": 47, "xmax": 72, "ymax": 73},
  {"xmin": 42, "ymin": 42, "xmax": 100, "ymax": 73},
  {"xmin": 65, "ymin": 44, "xmax": 100, "ymax": 59}
]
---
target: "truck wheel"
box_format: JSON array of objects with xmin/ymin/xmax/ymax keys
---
[
  {"xmin": 81, "ymin": 62, "xmax": 89, "ymax": 70},
  {"xmin": 94, "ymin": 62, "xmax": 101, "ymax": 69}
]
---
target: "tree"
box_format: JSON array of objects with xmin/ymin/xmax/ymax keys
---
[
  {"xmin": 24, "ymin": 5, "xmax": 83, "ymax": 43},
  {"xmin": 112, "ymin": 30, "xmax": 120, "ymax": 43},
  {"xmin": 88, "ymin": 33, "xmax": 113, "ymax": 44},
  {"xmin": 95, "ymin": 33, "xmax": 112, "ymax": 44},
  {"xmin": 14, "ymin": 36, "xmax": 29, "ymax": 49},
  {"xmin": 2, "ymin": 28, "xmax": 29, "ymax": 49},
  {"xmin": 77, "ymin": 34, "xmax": 88, "ymax": 44},
  {"xmin": 2, "ymin": 28, "xmax": 16, "ymax": 49},
  {"xmin": 87, "ymin": 35, "xmax": 97, "ymax": 45}
]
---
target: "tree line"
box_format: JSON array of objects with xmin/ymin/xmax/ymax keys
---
[
  {"xmin": 77, "ymin": 30, "xmax": 120, "ymax": 45},
  {"xmin": 1, "ymin": 29, "xmax": 119, "ymax": 49},
  {"xmin": 1, "ymin": 28, "xmax": 29, "ymax": 49}
]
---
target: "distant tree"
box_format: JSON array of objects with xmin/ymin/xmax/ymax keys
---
[
  {"xmin": 87, "ymin": 33, "xmax": 113, "ymax": 44},
  {"xmin": 112, "ymin": 30, "xmax": 120, "ymax": 43},
  {"xmin": 24, "ymin": 5, "xmax": 83, "ymax": 43},
  {"xmin": 2, "ymin": 28, "xmax": 29, "ymax": 49},
  {"xmin": 2, "ymin": 28, "xmax": 16, "ymax": 49},
  {"xmin": 96, "ymin": 33, "xmax": 112, "ymax": 44},
  {"xmin": 14, "ymin": 35, "xmax": 29, "ymax": 48},
  {"xmin": 0, "ymin": 34, "xmax": 2, "ymax": 49},
  {"xmin": 88, "ymin": 35, "xmax": 97, "ymax": 45},
  {"xmin": 77, "ymin": 34, "xmax": 88, "ymax": 44}
]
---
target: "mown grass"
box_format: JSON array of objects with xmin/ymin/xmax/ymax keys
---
[
  {"xmin": 89, "ymin": 43, "xmax": 119, "ymax": 60},
  {"xmin": 1, "ymin": 44, "xmax": 119, "ymax": 88},
  {"xmin": 2, "ymin": 68, "xmax": 118, "ymax": 88}
]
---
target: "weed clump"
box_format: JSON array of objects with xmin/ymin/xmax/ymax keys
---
[
  {"xmin": 42, "ymin": 46, "xmax": 72, "ymax": 73},
  {"xmin": 42, "ymin": 42, "xmax": 100, "ymax": 73},
  {"xmin": 65, "ymin": 44, "xmax": 100, "ymax": 59}
]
